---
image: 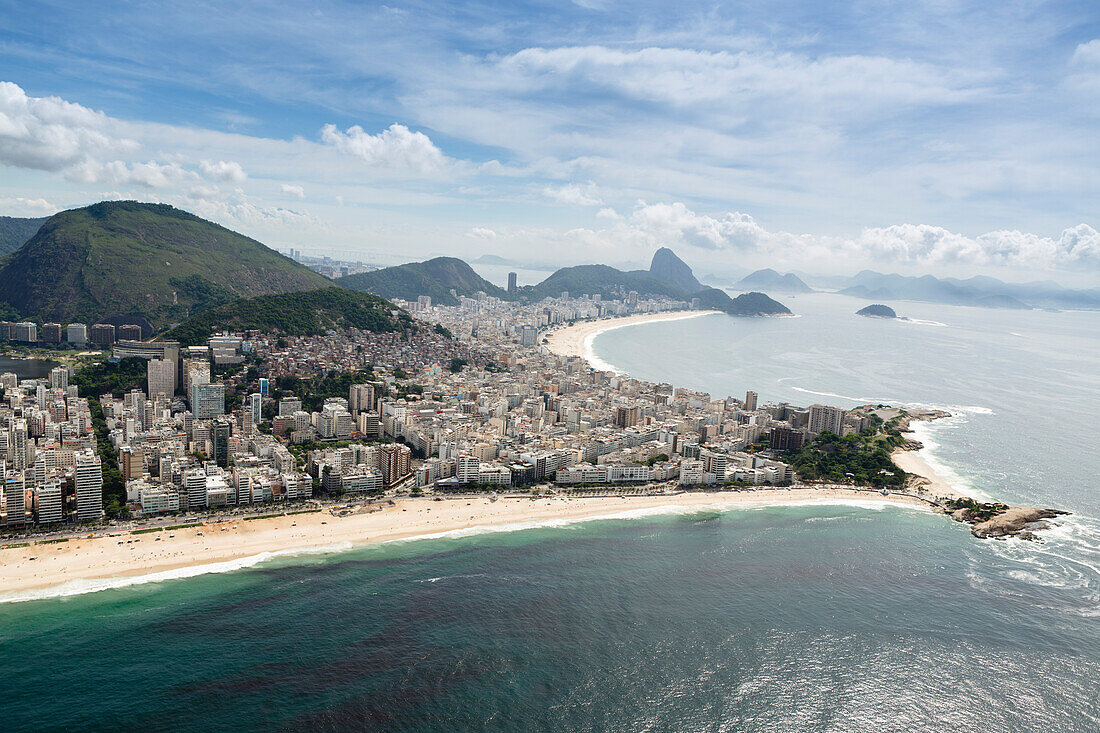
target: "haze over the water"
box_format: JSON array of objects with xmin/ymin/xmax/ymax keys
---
[{"xmin": 1, "ymin": 1, "xmax": 1098, "ymax": 284}]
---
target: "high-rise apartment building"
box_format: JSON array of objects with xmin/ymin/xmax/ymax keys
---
[
  {"xmin": 744, "ymin": 391, "xmax": 758, "ymax": 412},
  {"xmin": 75, "ymin": 451, "xmax": 103, "ymax": 521},
  {"xmin": 380, "ymin": 444, "xmax": 412, "ymax": 485},
  {"xmin": 507, "ymin": 272, "xmax": 518, "ymax": 293},
  {"xmin": 4, "ymin": 471, "xmax": 26, "ymax": 525},
  {"xmin": 349, "ymin": 383, "xmax": 375, "ymax": 414},
  {"xmin": 49, "ymin": 366, "xmax": 69, "ymax": 390},
  {"xmin": 193, "ymin": 382, "xmax": 226, "ymax": 420},
  {"xmin": 808, "ymin": 404, "xmax": 846, "ymax": 436},
  {"xmin": 213, "ymin": 419, "xmax": 231, "ymax": 468},
  {"xmin": 36, "ymin": 476, "xmax": 63, "ymax": 524},
  {"xmin": 14, "ymin": 322, "xmax": 37, "ymax": 342},
  {"xmin": 615, "ymin": 405, "xmax": 641, "ymax": 428},
  {"xmin": 247, "ymin": 393, "xmax": 262, "ymax": 427},
  {"xmin": 41, "ymin": 323, "xmax": 62, "ymax": 343},
  {"xmin": 8, "ymin": 420, "xmax": 28, "ymax": 472},
  {"xmin": 147, "ymin": 358, "xmax": 176, "ymax": 399},
  {"xmin": 118, "ymin": 324, "xmax": 143, "ymax": 341},
  {"xmin": 90, "ymin": 323, "xmax": 116, "ymax": 346},
  {"xmin": 66, "ymin": 323, "xmax": 88, "ymax": 346}
]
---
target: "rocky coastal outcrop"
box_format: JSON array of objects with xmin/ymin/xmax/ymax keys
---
[{"xmin": 946, "ymin": 500, "xmax": 1068, "ymax": 541}]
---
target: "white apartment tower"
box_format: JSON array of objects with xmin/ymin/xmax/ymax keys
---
[
  {"xmin": 75, "ymin": 451, "xmax": 103, "ymax": 521},
  {"xmin": 4, "ymin": 470, "xmax": 26, "ymax": 525}
]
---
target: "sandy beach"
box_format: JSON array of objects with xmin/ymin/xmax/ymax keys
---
[
  {"xmin": 544, "ymin": 311, "xmax": 720, "ymax": 367},
  {"xmin": 0, "ymin": 488, "xmax": 930, "ymax": 601},
  {"xmin": 892, "ymin": 447, "xmax": 968, "ymax": 501}
]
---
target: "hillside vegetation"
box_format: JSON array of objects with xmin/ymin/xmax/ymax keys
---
[
  {"xmin": 0, "ymin": 201, "xmax": 331, "ymax": 327},
  {"xmin": 518, "ymin": 264, "xmax": 686, "ymax": 301},
  {"xmin": 164, "ymin": 287, "xmax": 413, "ymax": 345},
  {"xmin": 694, "ymin": 288, "xmax": 792, "ymax": 316},
  {"xmin": 0, "ymin": 215, "xmax": 48, "ymax": 257},
  {"xmin": 337, "ymin": 257, "xmax": 505, "ymax": 306}
]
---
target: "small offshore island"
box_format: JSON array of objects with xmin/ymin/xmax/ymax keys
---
[
  {"xmin": 0, "ymin": 208, "xmax": 1066, "ymax": 598},
  {"xmin": 856, "ymin": 303, "xmax": 898, "ymax": 318}
]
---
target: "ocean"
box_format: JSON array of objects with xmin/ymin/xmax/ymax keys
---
[{"xmin": 2, "ymin": 293, "xmax": 1098, "ymax": 731}]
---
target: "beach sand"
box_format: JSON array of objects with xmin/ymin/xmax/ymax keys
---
[
  {"xmin": 892, "ymin": 448, "xmax": 968, "ymax": 501},
  {"xmin": 543, "ymin": 311, "xmax": 720, "ymax": 366},
  {"xmin": 0, "ymin": 488, "xmax": 930, "ymax": 600}
]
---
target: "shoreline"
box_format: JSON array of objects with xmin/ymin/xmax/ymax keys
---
[
  {"xmin": 0, "ymin": 488, "xmax": 930, "ymax": 603},
  {"xmin": 543, "ymin": 311, "xmax": 720, "ymax": 370},
  {"xmin": 544, "ymin": 313, "xmax": 976, "ymax": 504}
]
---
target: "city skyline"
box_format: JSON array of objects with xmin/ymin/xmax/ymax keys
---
[{"xmin": 1, "ymin": 1, "xmax": 1098, "ymax": 283}]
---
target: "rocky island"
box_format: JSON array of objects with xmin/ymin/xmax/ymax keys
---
[
  {"xmin": 856, "ymin": 303, "xmax": 897, "ymax": 318},
  {"xmin": 944, "ymin": 499, "xmax": 1069, "ymax": 541}
]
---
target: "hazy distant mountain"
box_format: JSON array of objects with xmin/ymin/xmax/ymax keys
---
[
  {"xmin": 648, "ymin": 247, "xmax": 703, "ymax": 292},
  {"xmin": 0, "ymin": 201, "xmax": 330, "ymax": 328},
  {"xmin": 337, "ymin": 257, "xmax": 506, "ymax": 306},
  {"xmin": 735, "ymin": 268, "xmax": 813, "ymax": 293},
  {"xmin": 470, "ymin": 254, "xmax": 515, "ymax": 265},
  {"xmin": 0, "ymin": 215, "xmax": 48, "ymax": 257},
  {"xmin": 940, "ymin": 275, "xmax": 1100, "ymax": 310},
  {"xmin": 839, "ymin": 271, "xmax": 1033, "ymax": 309}
]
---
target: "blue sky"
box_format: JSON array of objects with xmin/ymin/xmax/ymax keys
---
[{"xmin": 1, "ymin": 0, "xmax": 1098, "ymax": 281}]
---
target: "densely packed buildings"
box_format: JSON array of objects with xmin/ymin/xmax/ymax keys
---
[
  {"xmin": 1, "ymin": 288, "xmax": 875, "ymax": 528},
  {"xmin": 0, "ymin": 366, "xmax": 103, "ymax": 526}
]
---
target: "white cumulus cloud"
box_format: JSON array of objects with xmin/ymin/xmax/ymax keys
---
[
  {"xmin": 320, "ymin": 122, "xmax": 447, "ymax": 172},
  {"xmin": 553, "ymin": 201, "xmax": 1100, "ymax": 270},
  {"xmin": 0, "ymin": 81, "xmax": 134, "ymax": 173},
  {"xmin": 199, "ymin": 159, "xmax": 247, "ymax": 183},
  {"xmin": 0, "ymin": 196, "xmax": 57, "ymax": 216},
  {"xmin": 280, "ymin": 183, "xmax": 305, "ymax": 199}
]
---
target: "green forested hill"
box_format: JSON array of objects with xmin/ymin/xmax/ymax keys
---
[
  {"xmin": 694, "ymin": 288, "xmax": 792, "ymax": 316},
  {"xmin": 337, "ymin": 257, "xmax": 505, "ymax": 305},
  {"xmin": 163, "ymin": 287, "xmax": 413, "ymax": 345},
  {"xmin": 518, "ymin": 264, "xmax": 685, "ymax": 300},
  {"xmin": 0, "ymin": 201, "xmax": 331, "ymax": 327}
]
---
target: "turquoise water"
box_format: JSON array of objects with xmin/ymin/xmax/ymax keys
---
[{"xmin": 1, "ymin": 293, "xmax": 1098, "ymax": 731}]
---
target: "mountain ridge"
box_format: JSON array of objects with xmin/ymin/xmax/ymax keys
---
[
  {"xmin": 735, "ymin": 268, "xmax": 813, "ymax": 293},
  {"xmin": 336, "ymin": 257, "xmax": 506, "ymax": 305}
]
